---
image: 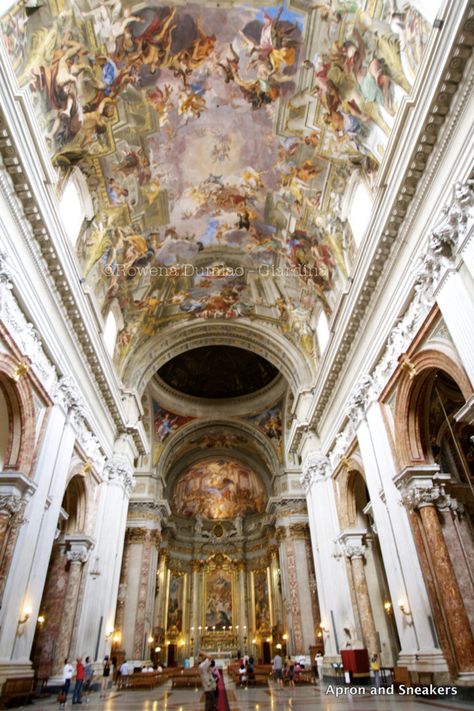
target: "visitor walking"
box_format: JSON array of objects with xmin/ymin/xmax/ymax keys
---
[{"xmin": 198, "ymin": 650, "xmax": 215, "ymax": 711}]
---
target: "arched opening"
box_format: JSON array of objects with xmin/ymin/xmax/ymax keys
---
[
  {"xmin": 31, "ymin": 472, "xmax": 89, "ymax": 682},
  {"xmin": 396, "ymin": 359, "xmax": 474, "ymax": 676}
]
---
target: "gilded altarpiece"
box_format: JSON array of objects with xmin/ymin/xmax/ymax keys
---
[
  {"xmin": 167, "ymin": 572, "xmax": 185, "ymax": 633},
  {"xmin": 204, "ymin": 569, "xmax": 234, "ymax": 629},
  {"xmin": 253, "ymin": 568, "xmax": 271, "ymax": 631}
]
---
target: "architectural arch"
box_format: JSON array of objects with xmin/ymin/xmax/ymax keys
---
[
  {"xmin": 157, "ymin": 418, "xmax": 282, "ymax": 486},
  {"xmin": 121, "ymin": 320, "xmax": 315, "ymax": 396},
  {"xmin": 0, "ymin": 354, "xmax": 36, "ymax": 474},
  {"xmin": 394, "ymin": 347, "xmax": 473, "ymax": 467}
]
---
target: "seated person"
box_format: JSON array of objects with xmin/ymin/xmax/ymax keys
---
[{"xmin": 238, "ymin": 662, "xmax": 247, "ymax": 687}]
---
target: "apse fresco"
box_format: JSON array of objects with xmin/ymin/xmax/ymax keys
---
[
  {"xmin": 1, "ymin": 0, "xmax": 431, "ymax": 364},
  {"xmin": 152, "ymin": 400, "xmax": 193, "ymax": 464},
  {"xmin": 205, "ymin": 570, "xmax": 233, "ymax": 629},
  {"xmin": 172, "ymin": 457, "xmax": 265, "ymax": 519}
]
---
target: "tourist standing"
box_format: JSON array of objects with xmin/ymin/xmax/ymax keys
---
[
  {"xmin": 62, "ymin": 659, "xmax": 74, "ymax": 705},
  {"xmin": 100, "ymin": 656, "xmax": 111, "ymax": 698},
  {"xmin": 72, "ymin": 657, "xmax": 85, "ymax": 704},
  {"xmin": 84, "ymin": 657, "xmax": 94, "ymax": 702},
  {"xmin": 371, "ymin": 653, "xmax": 381, "ymax": 688},
  {"xmin": 119, "ymin": 659, "xmax": 130, "ymax": 689},
  {"xmin": 315, "ymin": 652, "xmax": 324, "ymax": 682},
  {"xmin": 272, "ymin": 652, "xmax": 283, "ymax": 689}
]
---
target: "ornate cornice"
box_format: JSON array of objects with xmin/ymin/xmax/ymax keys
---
[
  {"xmin": 307, "ymin": 9, "xmax": 474, "ymax": 430},
  {"xmin": 288, "ymin": 522, "xmax": 310, "ymax": 540},
  {"xmin": 300, "ymin": 453, "xmax": 331, "ymax": 492},
  {"xmin": 127, "ymin": 500, "xmax": 170, "ymax": 524},
  {"xmin": 0, "ymin": 129, "xmax": 145, "ymax": 454},
  {"xmin": 344, "ymin": 178, "xmax": 474, "ymax": 424}
]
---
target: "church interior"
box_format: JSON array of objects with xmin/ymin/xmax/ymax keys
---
[{"xmin": 0, "ymin": 0, "xmax": 473, "ymax": 708}]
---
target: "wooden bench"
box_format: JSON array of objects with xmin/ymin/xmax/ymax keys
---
[
  {"xmin": 120, "ymin": 672, "xmax": 162, "ymax": 689},
  {"xmin": 0, "ymin": 677, "xmax": 35, "ymax": 708},
  {"xmin": 169, "ymin": 669, "xmax": 201, "ymax": 688}
]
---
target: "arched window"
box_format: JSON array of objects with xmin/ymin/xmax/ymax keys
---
[
  {"xmin": 59, "ymin": 169, "xmax": 93, "ymax": 246},
  {"xmin": 349, "ymin": 180, "xmax": 373, "ymax": 248},
  {"xmin": 103, "ymin": 309, "xmax": 118, "ymax": 357},
  {"xmin": 316, "ymin": 310, "xmax": 330, "ymax": 355}
]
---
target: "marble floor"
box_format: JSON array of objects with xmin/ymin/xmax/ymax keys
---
[{"xmin": 20, "ymin": 679, "xmax": 473, "ymax": 711}]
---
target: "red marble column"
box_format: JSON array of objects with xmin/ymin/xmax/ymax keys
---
[
  {"xmin": 349, "ymin": 554, "xmax": 379, "ymax": 656},
  {"xmin": 52, "ymin": 559, "xmax": 84, "ymax": 674},
  {"xmin": 419, "ymin": 503, "xmax": 474, "ymax": 672}
]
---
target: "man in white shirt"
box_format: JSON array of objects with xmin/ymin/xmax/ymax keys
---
[
  {"xmin": 119, "ymin": 659, "xmax": 130, "ymax": 688},
  {"xmin": 197, "ymin": 650, "xmax": 215, "ymax": 711},
  {"xmin": 62, "ymin": 658, "xmax": 74, "ymax": 705}
]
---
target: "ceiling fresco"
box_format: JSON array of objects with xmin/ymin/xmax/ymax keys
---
[
  {"xmin": 1, "ymin": 0, "xmax": 431, "ymax": 367},
  {"xmin": 152, "ymin": 399, "xmax": 194, "ymax": 464},
  {"xmin": 172, "ymin": 456, "xmax": 266, "ymax": 519}
]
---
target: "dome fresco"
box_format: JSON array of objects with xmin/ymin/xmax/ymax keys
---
[
  {"xmin": 172, "ymin": 456, "xmax": 266, "ymax": 519},
  {"xmin": 1, "ymin": 0, "xmax": 430, "ymax": 367}
]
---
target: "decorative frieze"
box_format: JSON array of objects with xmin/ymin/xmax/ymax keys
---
[{"xmin": 0, "ymin": 251, "xmax": 56, "ymax": 386}]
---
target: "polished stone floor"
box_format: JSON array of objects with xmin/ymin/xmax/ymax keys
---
[{"xmin": 22, "ymin": 678, "xmax": 473, "ymax": 711}]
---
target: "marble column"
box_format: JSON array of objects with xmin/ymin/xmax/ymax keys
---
[
  {"xmin": 52, "ymin": 537, "xmax": 92, "ymax": 674},
  {"xmin": 351, "ymin": 397, "xmax": 449, "ymax": 676},
  {"xmin": 73, "ymin": 452, "xmax": 134, "ymax": 664},
  {"xmin": 403, "ymin": 479, "xmax": 474, "ymax": 679},
  {"xmin": 339, "ymin": 531, "xmax": 379, "ymax": 656},
  {"xmin": 114, "ymin": 530, "xmax": 133, "ymax": 646},
  {"xmin": 275, "ymin": 520, "xmax": 316, "ymax": 656},
  {"xmin": 237, "ymin": 562, "xmax": 248, "ymax": 653},
  {"xmin": 131, "ymin": 528, "xmax": 160, "ymax": 659},
  {"xmin": 301, "ymin": 453, "xmax": 358, "ymax": 662},
  {"xmin": 0, "ymin": 398, "xmax": 76, "ymax": 680},
  {"xmin": 190, "ymin": 561, "xmax": 202, "ymax": 655},
  {"xmin": 0, "ymin": 475, "xmax": 36, "ymax": 603}
]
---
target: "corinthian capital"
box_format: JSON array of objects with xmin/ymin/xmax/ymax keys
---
[
  {"xmin": 301, "ymin": 453, "xmax": 331, "ymax": 492},
  {"xmin": 54, "ymin": 375, "xmax": 87, "ymax": 422},
  {"xmin": 0, "ymin": 494, "xmax": 22, "ymax": 517},
  {"xmin": 104, "ymin": 456, "xmax": 135, "ymax": 494},
  {"xmin": 338, "ymin": 530, "xmax": 367, "ymax": 559},
  {"xmin": 346, "ymin": 375, "xmax": 376, "ymax": 426}
]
